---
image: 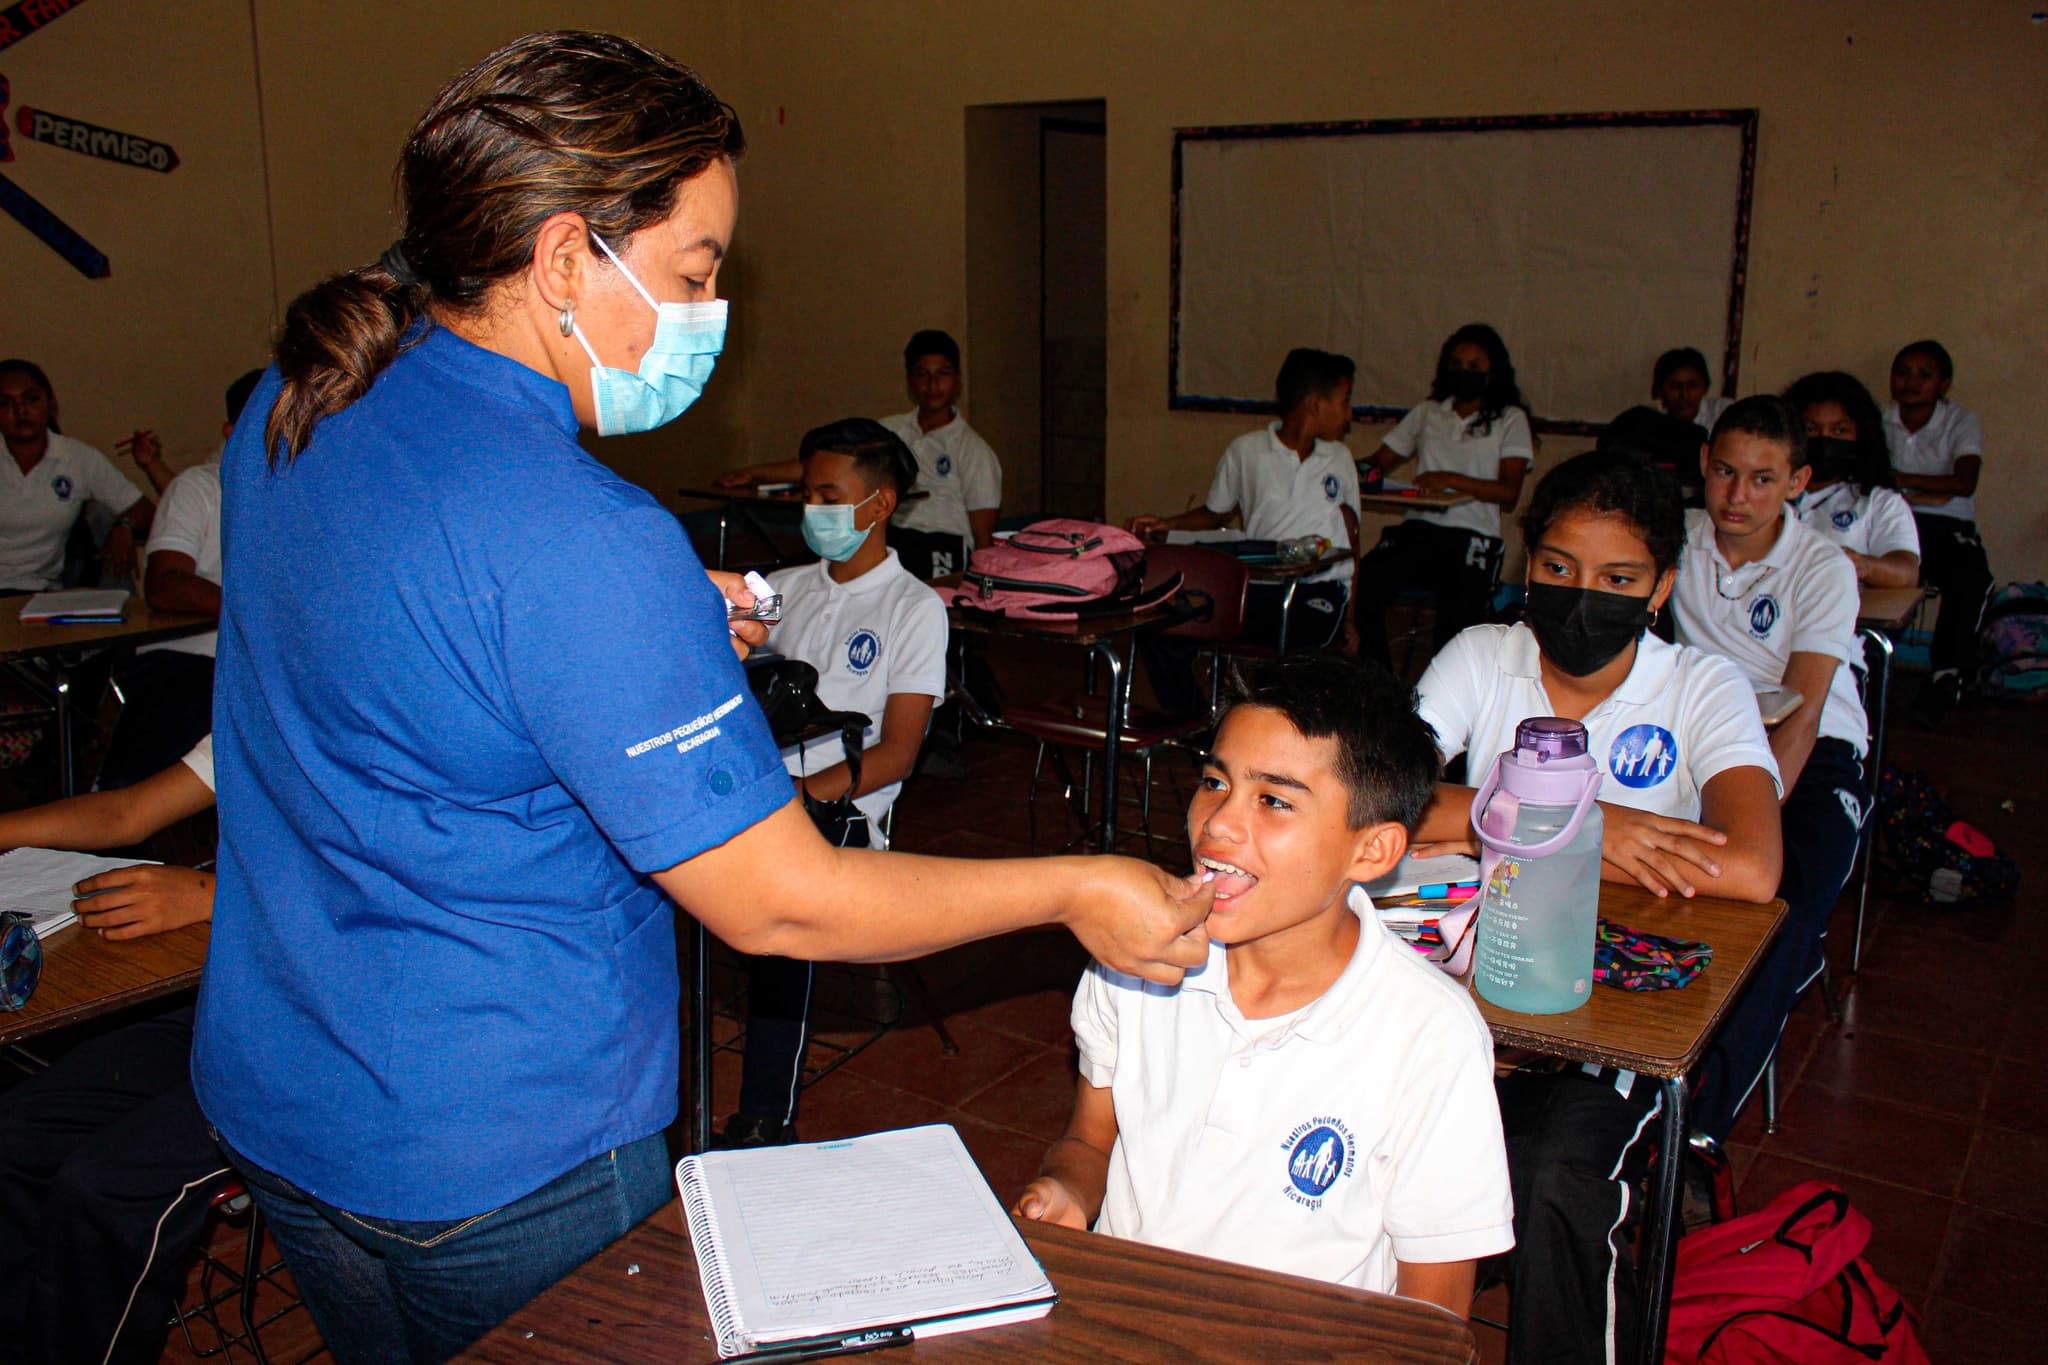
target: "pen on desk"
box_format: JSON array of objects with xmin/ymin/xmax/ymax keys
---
[
  {"xmin": 1415, "ymin": 881, "xmax": 1481, "ymax": 899},
  {"xmin": 742, "ymin": 1325, "xmax": 914, "ymax": 1364}
]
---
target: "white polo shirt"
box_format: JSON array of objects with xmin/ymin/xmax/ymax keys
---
[
  {"xmin": 1379, "ymin": 399, "xmax": 1533, "ymax": 540},
  {"xmin": 1795, "ymin": 482, "xmax": 1921, "ymax": 561},
  {"xmin": 1204, "ymin": 423, "xmax": 1361, "ymax": 585},
  {"xmin": 1691, "ymin": 394, "xmax": 1732, "ymax": 434},
  {"xmin": 141, "ymin": 456, "xmax": 223, "ymax": 658},
  {"xmin": 182, "ymin": 733, "xmax": 216, "ymax": 791},
  {"xmin": 880, "ymin": 409, "xmax": 1002, "ymax": 546},
  {"xmin": 1418, "ymin": 623, "xmax": 1780, "ymax": 818},
  {"xmin": 765, "ymin": 549, "xmax": 948, "ymax": 836},
  {"xmin": 1672, "ymin": 508, "xmax": 1867, "ymax": 757},
  {"xmin": 1074, "ymin": 897, "xmax": 1514, "ymax": 1293},
  {"xmin": 1883, "ymin": 399, "xmax": 1982, "ymax": 523},
  {"xmin": 0, "ymin": 434, "xmax": 146, "ymax": 591}
]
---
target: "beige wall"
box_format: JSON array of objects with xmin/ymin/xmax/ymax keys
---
[{"xmin": 6, "ymin": 2, "xmax": 2043, "ymax": 575}]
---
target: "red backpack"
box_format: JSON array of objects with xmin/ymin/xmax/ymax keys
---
[
  {"xmin": 949, "ymin": 519, "xmax": 1179, "ymax": 620},
  {"xmin": 1665, "ymin": 1181, "xmax": 1930, "ymax": 1364}
]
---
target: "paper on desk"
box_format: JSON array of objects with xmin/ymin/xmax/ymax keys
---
[
  {"xmin": 18, "ymin": 590, "xmax": 127, "ymax": 622},
  {"xmin": 0, "ymin": 847, "xmax": 160, "ymax": 937},
  {"xmin": 1361, "ymin": 852, "xmax": 1481, "ymax": 899}
]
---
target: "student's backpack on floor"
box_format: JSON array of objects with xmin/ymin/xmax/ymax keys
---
[
  {"xmin": 1980, "ymin": 581, "xmax": 2048, "ymax": 697},
  {"xmin": 1876, "ymin": 765, "xmax": 2020, "ymax": 908},
  {"xmin": 950, "ymin": 519, "xmax": 1180, "ymax": 620},
  {"xmin": 1665, "ymin": 1182, "xmax": 1930, "ymax": 1364}
]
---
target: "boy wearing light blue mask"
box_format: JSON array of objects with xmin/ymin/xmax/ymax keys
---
[{"xmin": 724, "ymin": 418, "xmax": 951, "ymax": 1148}]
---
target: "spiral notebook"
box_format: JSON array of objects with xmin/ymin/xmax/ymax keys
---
[{"xmin": 676, "ymin": 1124, "xmax": 1056, "ymax": 1359}]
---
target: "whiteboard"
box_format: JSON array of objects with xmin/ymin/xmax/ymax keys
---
[{"xmin": 1169, "ymin": 112, "xmax": 1757, "ymax": 433}]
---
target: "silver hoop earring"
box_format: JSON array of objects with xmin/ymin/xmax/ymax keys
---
[
  {"xmin": 1648, "ymin": 606, "xmax": 1661, "ymax": 628},
  {"xmin": 558, "ymin": 302, "xmax": 575, "ymax": 337}
]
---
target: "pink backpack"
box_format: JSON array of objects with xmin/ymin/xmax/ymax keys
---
[
  {"xmin": 949, "ymin": 519, "xmax": 1179, "ymax": 620},
  {"xmin": 1665, "ymin": 1181, "xmax": 1930, "ymax": 1364}
]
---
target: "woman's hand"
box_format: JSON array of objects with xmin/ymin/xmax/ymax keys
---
[
  {"xmin": 1012, "ymin": 1176, "xmax": 1089, "ymax": 1229},
  {"xmin": 704, "ymin": 569, "xmax": 770, "ymax": 660},
  {"xmin": 1600, "ymin": 803, "xmax": 1727, "ymax": 899},
  {"xmin": 1060, "ymin": 860, "xmax": 1212, "ymax": 985},
  {"xmin": 72, "ymin": 864, "xmax": 214, "ymax": 940}
]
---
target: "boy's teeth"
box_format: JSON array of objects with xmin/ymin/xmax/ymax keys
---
[{"xmin": 1198, "ymin": 856, "xmax": 1252, "ymax": 877}]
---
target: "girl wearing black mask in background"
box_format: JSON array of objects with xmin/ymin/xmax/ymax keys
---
[
  {"xmin": 1785, "ymin": 371, "xmax": 1921, "ymax": 588},
  {"xmin": 1403, "ymin": 450, "xmax": 1783, "ymax": 1364},
  {"xmin": 1356, "ymin": 324, "xmax": 1534, "ymax": 667}
]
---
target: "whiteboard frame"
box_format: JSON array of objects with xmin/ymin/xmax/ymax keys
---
[{"xmin": 1167, "ymin": 109, "xmax": 1760, "ymax": 437}]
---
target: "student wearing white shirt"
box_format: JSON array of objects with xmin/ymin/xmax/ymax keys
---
[
  {"xmin": 1357, "ymin": 325, "xmax": 1532, "ymax": 668},
  {"xmin": 724, "ymin": 419, "xmax": 950, "ymax": 1148},
  {"xmin": 1127, "ymin": 348, "xmax": 1361, "ymax": 710},
  {"xmin": 0, "ymin": 736, "xmax": 222, "ymax": 1365},
  {"xmin": 1410, "ymin": 450, "xmax": 1782, "ymax": 1365},
  {"xmin": 1652, "ymin": 346, "xmax": 1732, "ymax": 434},
  {"xmin": 1015, "ymin": 656, "xmax": 1512, "ymax": 1319},
  {"xmin": 99, "ymin": 370, "xmax": 263, "ymax": 791},
  {"xmin": 1785, "ymin": 371, "xmax": 1920, "ymax": 588},
  {"xmin": 1883, "ymin": 340, "xmax": 1991, "ymax": 724},
  {"xmin": 0, "ymin": 360, "xmax": 156, "ymax": 593},
  {"xmin": 879, "ymin": 329, "xmax": 1002, "ymax": 576},
  {"xmin": 1672, "ymin": 397, "xmax": 1867, "ymax": 1143}
]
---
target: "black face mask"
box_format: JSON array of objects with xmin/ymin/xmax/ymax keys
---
[
  {"xmin": 1524, "ymin": 582, "xmax": 1652, "ymax": 677},
  {"xmin": 1804, "ymin": 436, "xmax": 1857, "ymax": 483},
  {"xmin": 1439, "ymin": 368, "xmax": 1489, "ymax": 402}
]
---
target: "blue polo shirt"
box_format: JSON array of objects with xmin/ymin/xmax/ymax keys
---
[{"xmin": 191, "ymin": 324, "xmax": 790, "ymax": 1219}]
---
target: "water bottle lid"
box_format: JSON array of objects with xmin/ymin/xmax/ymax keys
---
[{"xmin": 1515, "ymin": 716, "xmax": 1589, "ymax": 764}]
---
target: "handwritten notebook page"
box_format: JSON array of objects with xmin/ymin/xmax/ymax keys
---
[{"xmin": 678, "ymin": 1123, "xmax": 1054, "ymax": 1356}]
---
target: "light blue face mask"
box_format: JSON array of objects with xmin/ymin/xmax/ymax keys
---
[
  {"xmin": 801, "ymin": 492, "xmax": 880, "ymax": 562},
  {"xmin": 571, "ymin": 231, "xmax": 727, "ymax": 436}
]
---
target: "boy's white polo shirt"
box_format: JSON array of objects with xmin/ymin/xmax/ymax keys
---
[
  {"xmin": 1203, "ymin": 423, "xmax": 1361, "ymax": 585},
  {"xmin": 1795, "ymin": 482, "xmax": 1920, "ymax": 561},
  {"xmin": 881, "ymin": 409, "xmax": 1002, "ymax": 546},
  {"xmin": 1379, "ymin": 399, "xmax": 1533, "ymax": 541},
  {"xmin": 1672, "ymin": 507, "xmax": 1867, "ymax": 757},
  {"xmin": 1691, "ymin": 394, "xmax": 1732, "ymax": 434},
  {"xmin": 1883, "ymin": 399, "xmax": 1981, "ymax": 523},
  {"xmin": 140, "ymin": 455, "xmax": 223, "ymax": 658},
  {"xmin": 0, "ymin": 433, "xmax": 146, "ymax": 591},
  {"xmin": 1418, "ymin": 622, "xmax": 1781, "ymax": 817},
  {"xmin": 766, "ymin": 549, "xmax": 948, "ymax": 835},
  {"xmin": 1073, "ymin": 896, "xmax": 1513, "ymax": 1293}
]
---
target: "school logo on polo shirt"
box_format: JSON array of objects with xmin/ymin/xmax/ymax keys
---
[
  {"xmin": 1322, "ymin": 473, "xmax": 1341, "ymax": 501},
  {"xmin": 845, "ymin": 628, "xmax": 881, "ymax": 677},
  {"xmin": 936, "ymin": 454, "xmax": 953, "ymax": 477},
  {"xmin": 1280, "ymin": 1115, "xmax": 1356, "ymax": 1209},
  {"xmin": 1748, "ymin": 595, "xmax": 1780, "ymax": 639},
  {"xmin": 1610, "ymin": 724, "xmax": 1677, "ymax": 788},
  {"xmin": 1831, "ymin": 509, "xmax": 1855, "ymax": 530},
  {"xmin": 50, "ymin": 476, "xmax": 72, "ymax": 501}
]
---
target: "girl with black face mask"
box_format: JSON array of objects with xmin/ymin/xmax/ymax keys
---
[
  {"xmin": 1355, "ymin": 324, "xmax": 1533, "ymax": 668},
  {"xmin": 1402, "ymin": 449, "xmax": 1785, "ymax": 1365},
  {"xmin": 1784, "ymin": 371, "xmax": 1921, "ymax": 589}
]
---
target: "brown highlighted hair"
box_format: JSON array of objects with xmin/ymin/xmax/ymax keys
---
[{"xmin": 266, "ymin": 30, "xmax": 744, "ymax": 462}]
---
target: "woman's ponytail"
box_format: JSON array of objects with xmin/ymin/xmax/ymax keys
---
[{"xmin": 266, "ymin": 264, "xmax": 427, "ymax": 464}]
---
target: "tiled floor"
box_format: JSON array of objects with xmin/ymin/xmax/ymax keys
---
[{"xmin": 157, "ymin": 668, "xmax": 2042, "ymax": 1361}]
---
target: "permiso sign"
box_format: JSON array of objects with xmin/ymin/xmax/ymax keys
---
[{"xmin": 16, "ymin": 105, "xmax": 177, "ymax": 171}]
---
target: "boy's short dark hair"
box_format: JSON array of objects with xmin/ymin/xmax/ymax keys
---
[
  {"xmin": 1273, "ymin": 347, "xmax": 1356, "ymax": 418},
  {"xmin": 1219, "ymin": 655, "xmax": 1438, "ymax": 832},
  {"xmin": 798, "ymin": 417, "xmax": 919, "ymax": 498},
  {"xmin": 1652, "ymin": 347, "xmax": 1712, "ymax": 389},
  {"xmin": 1522, "ymin": 448, "xmax": 1686, "ymax": 577},
  {"xmin": 225, "ymin": 368, "xmax": 266, "ymax": 425},
  {"xmin": 903, "ymin": 329, "xmax": 960, "ymax": 370},
  {"xmin": 1894, "ymin": 338, "xmax": 1954, "ymax": 382},
  {"xmin": 1709, "ymin": 394, "xmax": 1807, "ymax": 468}
]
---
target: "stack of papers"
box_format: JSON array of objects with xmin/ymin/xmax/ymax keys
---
[
  {"xmin": 0, "ymin": 847, "xmax": 158, "ymax": 937},
  {"xmin": 1360, "ymin": 853, "xmax": 1485, "ymax": 976},
  {"xmin": 677, "ymin": 1124, "xmax": 1056, "ymax": 1358},
  {"xmin": 18, "ymin": 590, "xmax": 127, "ymax": 624}
]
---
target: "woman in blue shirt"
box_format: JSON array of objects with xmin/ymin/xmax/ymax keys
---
[{"xmin": 194, "ymin": 32, "xmax": 1210, "ymax": 1363}]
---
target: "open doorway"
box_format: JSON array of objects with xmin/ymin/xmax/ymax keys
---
[{"xmin": 965, "ymin": 99, "xmax": 1106, "ymax": 522}]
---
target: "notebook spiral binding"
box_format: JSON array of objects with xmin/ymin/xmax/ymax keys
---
[{"xmin": 678, "ymin": 1158, "xmax": 747, "ymax": 1356}]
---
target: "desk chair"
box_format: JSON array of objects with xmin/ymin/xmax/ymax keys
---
[
  {"xmin": 169, "ymin": 1177, "xmax": 309, "ymax": 1364},
  {"xmin": 1849, "ymin": 628, "xmax": 1894, "ymax": 972},
  {"xmin": 1006, "ymin": 546, "xmax": 1248, "ymax": 857},
  {"xmin": 1383, "ymin": 539, "xmax": 1507, "ymax": 680}
]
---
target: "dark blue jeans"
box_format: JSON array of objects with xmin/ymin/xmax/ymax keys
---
[{"xmin": 223, "ymin": 1132, "xmax": 671, "ymax": 1364}]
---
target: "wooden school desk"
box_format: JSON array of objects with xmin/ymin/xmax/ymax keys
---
[
  {"xmin": 457, "ymin": 1208, "xmax": 1479, "ymax": 1364},
  {"xmin": 1358, "ymin": 488, "xmax": 1472, "ymax": 517},
  {"xmin": 1475, "ymin": 884, "xmax": 1786, "ymax": 1365},
  {"xmin": 1856, "ymin": 585, "xmax": 1925, "ymax": 633},
  {"xmin": 0, "ymin": 918, "xmax": 209, "ymax": 1048},
  {"xmin": 0, "ymin": 593, "xmax": 214, "ymax": 795},
  {"xmin": 947, "ymin": 602, "xmax": 1185, "ymax": 854}
]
